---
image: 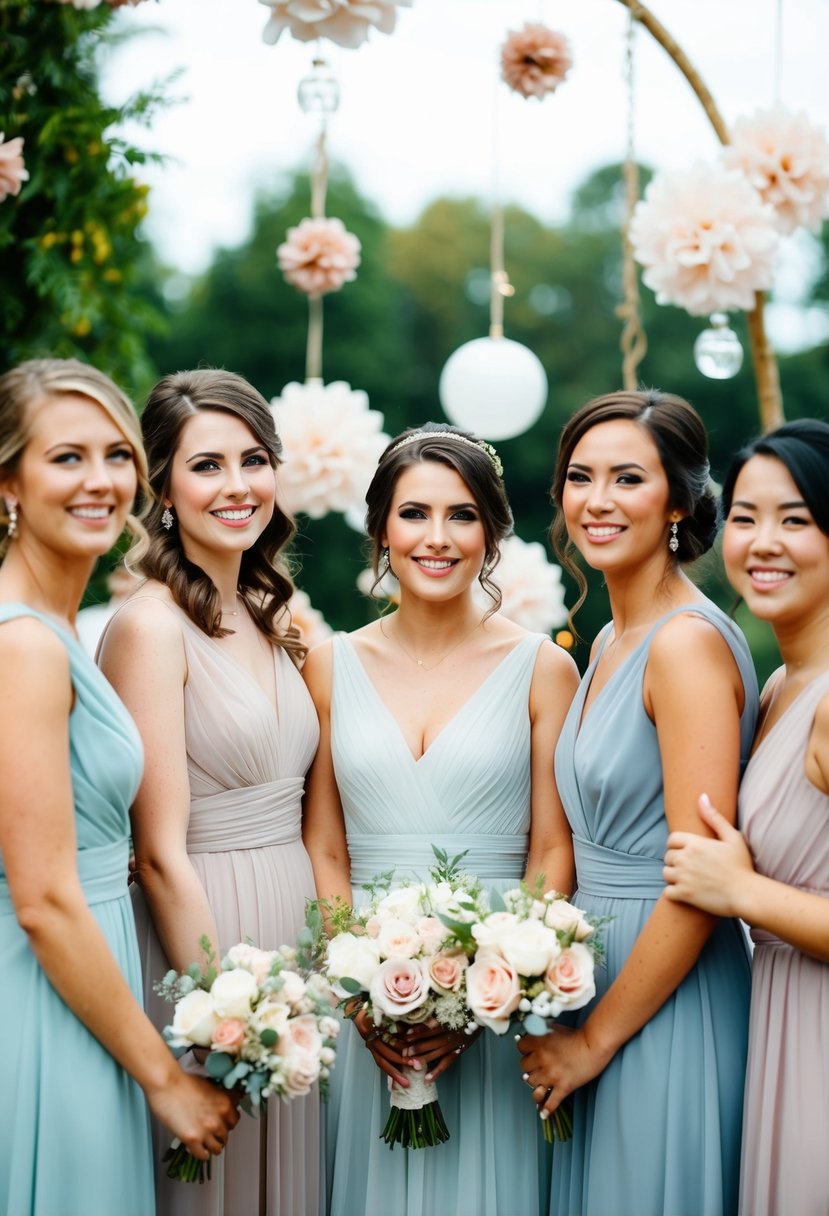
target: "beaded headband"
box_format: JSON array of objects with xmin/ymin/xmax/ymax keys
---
[{"xmin": 386, "ymin": 431, "xmax": 503, "ymax": 478}]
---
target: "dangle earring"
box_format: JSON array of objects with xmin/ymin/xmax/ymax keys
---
[
  {"xmin": 6, "ymin": 502, "xmax": 18, "ymax": 540},
  {"xmin": 668, "ymin": 521, "xmax": 679, "ymax": 553},
  {"xmin": 161, "ymin": 505, "xmax": 175, "ymax": 531},
  {"xmin": 379, "ymin": 546, "xmax": 390, "ymax": 574}
]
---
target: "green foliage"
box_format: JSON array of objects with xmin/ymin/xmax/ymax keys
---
[{"xmin": 0, "ymin": 0, "xmax": 168, "ymax": 390}]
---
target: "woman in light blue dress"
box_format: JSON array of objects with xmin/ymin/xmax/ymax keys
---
[
  {"xmin": 0, "ymin": 360, "xmax": 238, "ymax": 1216},
  {"xmin": 303, "ymin": 423, "xmax": 580, "ymax": 1216},
  {"xmin": 519, "ymin": 390, "xmax": 759, "ymax": 1216}
]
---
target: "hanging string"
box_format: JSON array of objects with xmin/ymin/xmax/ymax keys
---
[
  {"xmin": 617, "ymin": 10, "xmax": 647, "ymax": 389},
  {"xmin": 489, "ymin": 72, "xmax": 513, "ymax": 340},
  {"xmin": 305, "ymin": 65, "xmax": 330, "ymax": 383},
  {"xmin": 773, "ymin": 0, "xmax": 784, "ymax": 104}
]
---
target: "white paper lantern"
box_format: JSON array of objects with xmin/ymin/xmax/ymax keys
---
[{"xmin": 439, "ymin": 336, "xmax": 548, "ymax": 440}]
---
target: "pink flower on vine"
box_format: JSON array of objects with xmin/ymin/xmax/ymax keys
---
[
  {"xmin": 500, "ymin": 23, "xmax": 572, "ymax": 100},
  {"xmin": 0, "ymin": 133, "xmax": 29, "ymax": 203},
  {"xmin": 277, "ymin": 217, "xmax": 361, "ymax": 296}
]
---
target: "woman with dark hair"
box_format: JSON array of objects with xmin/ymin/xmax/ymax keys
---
[
  {"xmin": 664, "ymin": 418, "xmax": 829, "ymax": 1216},
  {"xmin": 518, "ymin": 390, "xmax": 759, "ymax": 1216},
  {"xmin": 303, "ymin": 422, "xmax": 579, "ymax": 1216},
  {"xmin": 98, "ymin": 369, "xmax": 320, "ymax": 1216},
  {"xmin": 0, "ymin": 360, "xmax": 238, "ymax": 1216}
]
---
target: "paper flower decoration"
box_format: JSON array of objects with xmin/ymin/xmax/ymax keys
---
[
  {"xmin": 288, "ymin": 588, "xmax": 333, "ymax": 650},
  {"xmin": 630, "ymin": 161, "xmax": 779, "ymax": 316},
  {"xmin": 277, "ymin": 217, "xmax": 361, "ymax": 297},
  {"xmin": 500, "ymin": 23, "xmax": 572, "ymax": 100},
  {"xmin": 0, "ymin": 133, "xmax": 29, "ymax": 202},
  {"xmin": 271, "ymin": 380, "xmax": 389, "ymax": 519},
  {"xmin": 723, "ymin": 105, "xmax": 829, "ymax": 235},
  {"xmin": 260, "ymin": 0, "xmax": 412, "ymax": 50}
]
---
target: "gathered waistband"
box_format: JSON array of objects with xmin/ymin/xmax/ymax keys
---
[
  {"xmin": 0, "ymin": 837, "xmax": 129, "ymax": 916},
  {"xmin": 347, "ymin": 832, "xmax": 527, "ymax": 887},
  {"xmin": 187, "ymin": 779, "xmax": 304, "ymax": 853},
  {"xmin": 574, "ymin": 835, "xmax": 665, "ymax": 900}
]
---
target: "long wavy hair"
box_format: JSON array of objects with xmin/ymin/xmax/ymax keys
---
[
  {"xmin": 130, "ymin": 368, "xmax": 304, "ymax": 662},
  {"xmin": 0, "ymin": 358, "xmax": 148, "ymax": 560}
]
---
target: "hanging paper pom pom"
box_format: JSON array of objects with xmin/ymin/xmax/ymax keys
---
[
  {"xmin": 439, "ymin": 337, "xmax": 547, "ymax": 440},
  {"xmin": 630, "ymin": 161, "xmax": 779, "ymax": 316},
  {"xmin": 722, "ymin": 105, "xmax": 829, "ymax": 235},
  {"xmin": 277, "ymin": 217, "xmax": 361, "ymax": 297},
  {"xmin": 500, "ymin": 23, "xmax": 573, "ymax": 100},
  {"xmin": 271, "ymin": 380, "xmax": 389, "ymax": 519},
  {"xmin": 260, "ymin": 0, "xmax": 412, "ymax": 51},
  {"xmin": 0, "ymin": 133, "xmax": 29, "ymax": 202},
  {"xmin": 287, "ymin": 588, "xmax": 333, "ymax": 650}
]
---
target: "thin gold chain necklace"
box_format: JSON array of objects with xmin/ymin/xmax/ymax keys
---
[{"xmin": 379, "ymin": 615, "xmax": 484, "ymax": 671}]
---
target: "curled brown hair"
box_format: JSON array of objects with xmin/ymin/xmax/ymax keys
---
[
  {"xmin": 365, "ymin": 422, "xmax": 513, "ymax": 611},
  {"xmin": 130, "ymin": 368, "xmax": 304, "ymax": 662},
  {"xmin": 550, "ymin": 389, "xmax": 718, "ymax": 622}
]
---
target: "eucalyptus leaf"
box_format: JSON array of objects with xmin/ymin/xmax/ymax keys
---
[
  {"xmin": 205, "ymin": 1051, "xmax": 234, "ymax": 1080},
  {"xmin": 521, "ymin": 1013, "xmax": 550, "ymax": 1036},
  {"xmin": 339, "ymin": 976, "xmax": 363, "ymax": 995}
]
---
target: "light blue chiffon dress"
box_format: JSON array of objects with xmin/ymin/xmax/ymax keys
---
[
  {"xmin": 326, "ymin": 632, "xmax": 550, "ymax": 1216},
  {"xmin": 550, "ymin": 603, "xmax": 759, "ymax": 1216},
  {"xmin": 0, "ymin": 605, "xmax": 154, "ymax": 1216}
]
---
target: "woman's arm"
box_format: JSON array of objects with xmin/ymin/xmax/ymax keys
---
[
  {"xmin": 521, "ymin": 615, "xmax": 747, "ymax": 1116},
  {"xmin": 524, "ymin": 640, "xmax": 579, "ymax": 895},
  {"xmin": 98, "ymin": 599, "xmax": 220, "ymax": 970},
  {"xmin": 301, "ymin": 641, "xmax": 352, "ymax": 911},
  {"xmin": 0, "ymin": 619, "xmax": 238, "ymax": 1158}
]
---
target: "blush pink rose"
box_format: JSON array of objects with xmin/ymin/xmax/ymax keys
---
[
  {"xmin": 211, "ymin": 1018, "xmax": 246, "ymax": 1055},
  {"xmin": 376, "ymin": 916, "xmax": 421, "ymax": 960},
  {"xmin": 369, "ymin": 957, "xmax": 430, "ymax": 1020},
  {"xmin": 280, "ymin": 1047, "xmax": 321, "ymax": 1097},
  {"xmin": 544, "ymin": 942, "xmax": 596, "ymax": 1013},
  {"xmin": 415, "ymin": 916, "xmax": 446, "ymax": 955},
  {"xmin": 427, "ymin": 950, "xmax": 468, "ymax": 994},
  {"xmin": 465, "ymin": 951, "xmax": 521, "ymax": 1034},
  {"xmin": 279, "ymin": 1013, "xmax": 323, "ymax": 1057}
]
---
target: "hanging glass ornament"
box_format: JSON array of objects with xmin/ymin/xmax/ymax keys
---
[
  {"xmin": 693, "ymin": 313, "xmax": 744, "ymax": 380},
  {"xmin": 297, "ymin": 58, "xmax": 340, "ymax": 116}
]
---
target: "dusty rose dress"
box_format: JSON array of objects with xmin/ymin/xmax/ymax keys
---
[
  {"xmin": 115, "ymin": 604, "xmax": 321, "ymax": 1216},
  {"xmin": 739, "ymin": 669, "xmax": 829, "ymax": 1216}
]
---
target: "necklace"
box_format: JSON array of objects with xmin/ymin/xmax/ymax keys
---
[
  {"xmin": 380, "ymin": 615, "xmax": 484, "ymax": 671},
  {"xmin": 220, "ymin": 594, "xmax": 241, "ymax": 617}
]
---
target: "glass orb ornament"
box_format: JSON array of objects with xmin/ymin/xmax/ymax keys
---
[
  {"xmin": 439, "ymin": 336, "xmax": 548, "ymax": 440},
  {"xmin": 297, "ymin": 58, "xmax": 340, "ymax": 116},
  {"xmin": 693, "ymin": 313, "xmax": 744, "ymax": 380}
]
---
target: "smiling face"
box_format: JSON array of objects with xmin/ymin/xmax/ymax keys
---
[
  {"xmin": 165, "ymin": 409, "xmax": 276, "ymax": 568},
  {"xmin": 560, "ymin": 418, "xmax": 678, "ymax": 576},
  {"xmin": 3, "ymin": 392, "xmax": 137, "ymax": 562},
  {"xmin": 723, "ymin": 454, "xmax": 829, "ymax": 629},
  {"xmin": 382, "ymin": 460, "xmax": 487, "ymax": 603}
]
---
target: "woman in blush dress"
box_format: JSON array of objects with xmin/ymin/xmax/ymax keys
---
[
  {"xmin": 98, "ymin": 369, "xmax": 320, "ymax": 1216},
  {"xmin": 664, "ymin": 419, "xmax": 829, "ymax": 1216},
  {"xmin": 518, "ymin": 390, "xmax": 759, "ymax": 1216},
  {"xmin": 303, "ymin": 422, "xmax": 580, "ymax": 1216},
  {"xmin": 0, "ymin": 359, "xmax": 237, "ymax": 1216}
]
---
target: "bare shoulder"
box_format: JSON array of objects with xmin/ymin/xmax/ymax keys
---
[
  {"xmin": 0, "ymin": 615, "xmax": 71, "ymax": 715},
  {"xmin": 649, "ymin": 609, "xmax": 738, "ymax": 675},
  {"xmin": 302, "ymin": 636, "xmax": 335, "ymax": 705},
  {"xmin": 100, "ymin": 585, "xmax": 183, "ymax": 654},
  {"xmin": 532, "ymin": 637, "xmax": 579, "ymax": 687}
]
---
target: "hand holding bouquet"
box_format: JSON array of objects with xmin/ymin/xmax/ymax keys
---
[{"xmin": 155, "ymin": 928, "xmax": 338, "ymax": 1182}]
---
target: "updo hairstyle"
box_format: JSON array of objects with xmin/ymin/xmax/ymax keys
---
[{"xmin": 721, "ymin": 418, "xmax": 829, "ymax": 537}]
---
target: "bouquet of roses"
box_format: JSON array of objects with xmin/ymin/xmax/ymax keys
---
[
  {"xmin": 322, "ymin": 848, "xmax": 487, "ymax": 1150},
  {"xmin": 466, "ymin": 884, "xmax": 602, "ymax": 1143},
  {"xmin": 155, "ymin": 929, "xmax": 339, "ymax": 1182}
]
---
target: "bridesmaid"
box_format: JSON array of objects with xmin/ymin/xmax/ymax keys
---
[
  {"xmin": 98, "ymin": 369, "xmax": 320, "ymax": 1216},
  {"xmin": 518, "ymin": 389, "xmax": 759, "ymax": 1216},
  {"xmin": 0, "ymin": 359, "xmax": 238, "ymax": 1216},
  {"xmin": 664, "ymin": 419, "xmax": 829, "ymax": 1216},
  {"xmin": 303, "ymin": 422, "xmax": 579, "ymax": 1216}
]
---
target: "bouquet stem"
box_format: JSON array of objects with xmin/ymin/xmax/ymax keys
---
[
  {"xmin": 541, "ymin": 1099, "xmax": 574, "ymax": 1144},
  {"xmin": 163, "ymin": 1138, "xmax": 212, "ymax": 1184},
  {"xmin": 381, "ymin": 1068, "xmax": 450, "ymax": 1150}
]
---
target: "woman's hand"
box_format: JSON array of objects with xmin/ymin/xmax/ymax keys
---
[
  {"xmin": 402, "ymin": 1019, "xmax": 480, "ymax": 1083},
  {"xmin": 516, "ymin": 1026, "xmax": 610, "ymax": 1120},
  {"xmin": 663, "ymin": 793, "xmax": 756, "ymax": 918},
  {"xmin": 353, "ymin": 1004, "xmax": 411, "ymax": 1087},
  {"xmin": 147, "ymin": 1071, "xmax": 240, "ymax": 1162}
]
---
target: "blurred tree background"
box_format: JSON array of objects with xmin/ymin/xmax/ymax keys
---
[{"xmin": 3, "ymin": 5, "xmax": 828, "ymax": 683}]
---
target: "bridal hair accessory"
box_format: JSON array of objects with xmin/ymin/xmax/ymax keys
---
[
  {"xmin": 6, "ymin": 502, "xmax": 18, "ymax": 540},
  {"xmin": 386, "ymin": 431, "xmax": 503, "ymax": 478},
  {"xmin": 668, "ymin": 521, "xmax": 679, "ymax": 553},
  {"xmin": 161, "ymin": 506, "xmax": 174, "ymax": 531}
]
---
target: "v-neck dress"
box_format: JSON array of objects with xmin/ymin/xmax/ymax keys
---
[
  {"xmin": 0, "ymin": 605, "xmax": 153, "ymax": 1216},
  {"xmin": 550, "ymin": 602, "xmax": 759, "ymax": 1216},
  {"xmin": 738, "ymin": 669, "xmax": 829, "ymax": 1216},
  {"xmin": 117, "ymin": 603, "xmax": 321, "ymax": 1216},
  {"xmin": 325, "ymin": 631, "xmax": 549, "ymax": 1216}
]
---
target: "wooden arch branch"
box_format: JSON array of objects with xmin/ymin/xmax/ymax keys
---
[{"xmin": 615, "ymin": 0, "xmax": 784, "ymax": 431}]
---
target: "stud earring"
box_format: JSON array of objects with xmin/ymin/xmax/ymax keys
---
[
  {"xmin": 161, "ymin": 506, "xmax": 175, "ymax": 531},
  {"xmin": 6, "ymin": 503, "xmax": 18, "ymax": 540},
  {"xmin": 668, "ymin": 521, "xmax": 679, "ymax": 553}
]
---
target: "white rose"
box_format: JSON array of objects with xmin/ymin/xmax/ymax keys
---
[
  {"xmin": 170, "ymin": 988, "xmax": 219, "ymax": 1048},
  {"xmin": 278, "ymin": 970, "xmax": 306, "ymax": 1007},
  {"xmin": 254, "ymin": 999, "xmax": 291, "ymax": 1038},
  {"xmin": 415, "ymin": 915, "xmax": 447, "ymax": 955},
  {"xmin": 497, "ymin": 919, "xmax": 561, "ymax": 977},
  {"xmin": 471, "ymin": 911, "xmax": 519, "ymax": 953},
  {"xmin": 375, "ymin": 885, "xmax": 425, "ymax": 925},
  {"xmin": 226, "ymin": 943, "xmax": 276, "ymax": 983},
  {"xmin": 376, "ymin": 916, "xmax": 421, "ymax": 960},
  {"xmin": 280, "ymin": 1047, "xmax": 321, "ymax": 1097},
  {"xmin": 319, "ymin": 1015, "xmax": 340, "ymax": 1040},
  {"xmin": 326, "ymin": 932, "xmax": 381, "ymax": 997},
  {"xmin": 210, "ymin": 967, "xmax": 259, "ymax": 1019},
  {"xmin": 278, "ymin": 1013, "xmax": 323, "ymax": 1058},
  {"xmin": 431, "ymin": 885, "xmax": 477, "ymax": 923},
  {"xmin": 543, "ymin": 897, "xmax": 594, "ymax": 942}
]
